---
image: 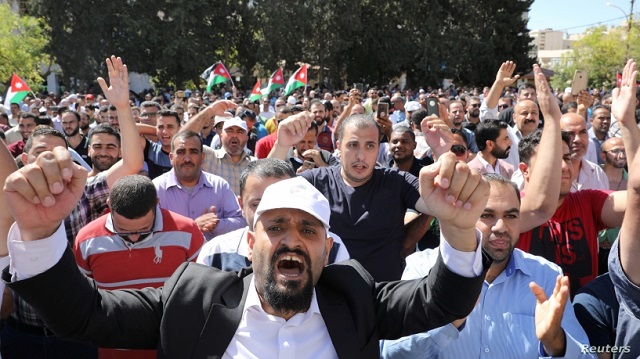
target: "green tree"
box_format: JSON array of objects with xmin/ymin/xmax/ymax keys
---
[{"xmin": 0, "ymin": 3, "xmax": 49, "ymax": 91}]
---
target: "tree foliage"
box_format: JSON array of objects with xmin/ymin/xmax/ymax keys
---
[
  {"xmin": 551, "ymin": 23, "xmax": 640, "ymax": 90},
  {"xmin": 0, "ymin": 3, "xmax": 49, "ymax": 91},
  {"xmin": 25, "ymin": 0, "xmax": 535, "ymax": 91}
]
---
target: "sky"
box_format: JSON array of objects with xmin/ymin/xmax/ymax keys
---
[{"xmin": 528, "ymin": 0, "xmax": 635, "ymax": 35}]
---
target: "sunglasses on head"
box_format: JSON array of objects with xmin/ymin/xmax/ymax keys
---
[{"xmin": 450, "ymin": 144, "xmax": 467, "ymax": 156}]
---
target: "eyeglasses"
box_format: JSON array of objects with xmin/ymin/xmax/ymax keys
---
[
  {"xmin": 140, "ymin": 112, "xmax": 158, "ymax": 118},
  {"xmin": 451, "ymin": 144, "xmax": 467, "ymax": 156},
  {"xmin": 469, "ymin": 104, "xmax": 480, "ymax": 108},
  {"xmin": 111, "ymin": 213, "xmax": 156, "ymax": 243},
  {"xmin": 498, "ymin": 104, "xmax": 509, "ymax": 109},
  {"xmin": 605, "ymin": 149, "xmax": 626, "ymax": 156}
]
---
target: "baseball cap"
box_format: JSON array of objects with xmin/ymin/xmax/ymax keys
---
[
  {"xmin": 222, "ymin": 117, "xmax": 248, "ymax": 132},
  {"xmin": 254, "ymin": 177, "xmax": 331, "ymax": 230},
  {"xmin": 214, "ymin": 115, "xmax": 230, "ymax": 127},
  {"xmin": 224, "ymin": 92, "xmax": 233, "ymax": 99},
  {"xmin": 86, "ymin": 94, "xmax": 94, "ymax": 101},
  {"xmin": 405, "ymin": 101, "xmax": 421, "ymax": 112}
]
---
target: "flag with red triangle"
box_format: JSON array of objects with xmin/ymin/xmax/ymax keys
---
[
  {"xmin": 284, "ymin": 64, "xmax": 308, "ymax": 96},
  {"xmin": 201, "ymin": 62, "xmax": 233, "ymax": 93},
  {"xmin": 261, "ymin": 67, "xmax": 284, "ymax": 95},
  {"xmin": 4, "ymin": 73, "xmax": 32, "ymax": 108},
  {"xmin": 249, "ymin": 80, "xmax": 262, "ymax": 102}
]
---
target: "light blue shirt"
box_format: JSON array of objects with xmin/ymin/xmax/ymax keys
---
[
  {"xmin": 380, "ymin": 248, "xmax": 594, "ymax": 359},
  {"xmin": 153, "ymin": 169, "xmax": 245, "ymax": 240}
]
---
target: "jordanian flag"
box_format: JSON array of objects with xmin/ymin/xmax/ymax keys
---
[
  {"xmin": 261, "ymin": 67, "xmax": 284, "ymax": 95},
  {"xmin": 201, "ymin": 62, "xmax": 233, "ymax": 93},
  {"xmin": 249, "ymin": 80, "xmax": 262, "ymax": 102},
  {"xmin": 4, "ymin": 73, "xmax": 32, "ymax": 108},
  {"xmin": 284, "ymin": 64, "xmax": 308, "ymax": 96}
]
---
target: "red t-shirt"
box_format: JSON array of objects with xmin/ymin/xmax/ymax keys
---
[
  {"xmin": 517, "ymin": 190, "xmax": 610, "ymax": 296},
  {"xmin": 255, "ymin": 132, "xmax": 277, "ymax": 159}
]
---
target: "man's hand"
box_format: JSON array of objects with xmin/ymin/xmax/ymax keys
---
[
  {"xmin": 421, "ymin": 116, "xmax": 453, "ymax": 158},
  {"xmin": 206, "ymin": 100, "xmax": 238, "ymax": 118},
  {"xmin": 419, "ymin": 152, "xmax": 489, "ymax": 235},
  {"xmin": 494, "ymin": 61, "xmax": 520, "ymax": 88},
  {"xmin": 612, "ymin": 59, "xmax": 639, "ymax": 127},
  {"xmin": 533, "ymin": 64, "xmax": 562, "ymax": 120},
  {"xmin": 348, "ymin": 89, "xmax": 361, "ymax": 107},
  {"xmin": 576, "ymin": 90, "xmax": 593, "ymax": 111},
  {"xmin": 97, "ymin": 56, "xmax": 130, "ymax": 109},
  {"xmin": 195, "ymin": 206, "xmax": 219, "ymax": 233},
  {"xmin": 375, "ymin": 115, "xmax": 393, "ymax": 138},
  {"xmin": 302, "ymin": 149, "xmax": 328, "ymax": 167},
  {"xmin": 530, "ymin": 275, "xmax": 569, "ymax": 356},
  {"xmin": 274, "ymin": 112, "xmax": 313, "ymax": 148},
  {"xmin": 4, "ymin": 147, "xmax": 88, "ymax": 241}
]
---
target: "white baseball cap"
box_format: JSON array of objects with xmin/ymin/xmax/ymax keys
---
[
  {"xmin": 405, "ymin": 101, "xmax": 421, "ymax": 112},
  {"xmin": 222, "ymin": 117, "xmax": 248, "ymax": 132},
  {"xmin": 254, "ymin": 177, "xmax": 331, "ymax": 230}
]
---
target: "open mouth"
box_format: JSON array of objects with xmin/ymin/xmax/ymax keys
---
[{"xmin": 277, "ymin": 255, "xmax": 305, "ymax": 277}]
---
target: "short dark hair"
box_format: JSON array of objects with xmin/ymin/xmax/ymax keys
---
[
  {"xmin": 336, "ymin": 114, "xmax": 379, "ymax": 143},
  {"xmin": 158, "ymin": 109, "xmax": 181, "ymax": 126},
  {"xmin": 483, "ymin": 174, "xmax": 521, "ymax": 204},
  {"xmin": 518, "ymin": 83, "xmax": 536, "ymax": 92},
  {"xmin": 36, "ymin": 116, "xmax": 53, "ymax": 127},
  {"xmin": 89, "ymin": 125, "xmax": 121, "ymax": 146},
  {"xmin": 391, "ymin": 126, "xmax": 415, "ymax": 142},
  {"xmin": 560, "ymin": 102, "xmax": 578, "ymax": 114},
  {"xmin": 108, "ymin": 105, "xmax": 117, "ymax": 111},
  {"xmin": 140, "ymin": 101, "xmax": 162, "ymax": 111},
  {"xmin": 171, "ymin": 130, "xmax": 203, "ymax": 153},
  {"xmin": 24, "ymin": 126, "xmax": 67, "ymax": 154},
  {"xmin": 475, "ymin": 120, "xmax": 509, "ymax": 151},
  {"xmin": 239, "ymin": 159, "xmax": 295, "ymax": 198},
  {"xmin": 61, "ymin": 109, "xmax": 80, "ymax": 122},
  {"xmin": 411, "ymin": 108, "xmax": 429, "ymax": 127},
  {"xmin": 450, "ymin": 128, "xmax": 469, "ymax": 147},
  {"xmin": 309, "ymin": 99, "xmax": 325, "ymax": 110},
  {"xmin": 109, "ymin": 175, "xmax": 157, "ymax": 219},
  {"xmin": 20, "ymin": 112, "xmax": 38, "ymax": 122},
  {"xmin": 308, "ymin": 121, "xmax": 319, "ymax": 136},
  {"xmin": 519, "ymin": 130, "xmax": 571, "ymax": 166}
]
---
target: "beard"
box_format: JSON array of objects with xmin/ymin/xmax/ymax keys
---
[
  {"xmin": 491, "ymin": 145, "xmax": 510, "ymax": 159},
  {"xmin": 263, "ymin": 246, "xmax": 314, "ymax": 314},
  {"xmin": 65, "ymin": 127, "xmax": 80, "ymax": 137}
]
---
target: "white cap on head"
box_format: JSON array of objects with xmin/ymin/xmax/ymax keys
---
[
  {"xmin": 287, "ymin": 96, "xmax": 297, "ymax": 105},
  {"xmin": 405, "ymin": 101, "xmax": 421, "ymax": 112},
  {"xmin": 222, "ymin": 117, "xmax": 248, "ymax": 132},
  {"xmin": 254, "ymin": 177, "xmax": 331, "ymax": 230},
  {"xmin": 213, "ymin": 115, "xmax": 229, "ymax": 127}
]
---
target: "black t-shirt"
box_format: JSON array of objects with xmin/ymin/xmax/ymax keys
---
[
  {"xmin": 72, "ymin": 136, "xmax": 92, "ymax": 168},
  {"xmin": 300, "ymin": 166, "xmax": 421, "ymax": 281},
  {"xmin": 144, "ymin": 140, "xmax": 172, "ymax": 179}
]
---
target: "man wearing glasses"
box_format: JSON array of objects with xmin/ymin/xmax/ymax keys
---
[{"xmin": 73, "ymin": 175, "xmax": 204, "ymax": 359}]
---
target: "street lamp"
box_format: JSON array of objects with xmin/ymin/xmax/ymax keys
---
[{"xmin": 607, "ymin": 1, "xmax": 635, "ymax": 58}]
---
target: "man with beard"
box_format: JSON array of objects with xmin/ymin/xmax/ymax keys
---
[
  {"xmin": 87, "ymin": 125, "xmax": 122, "ymax": 177},
  {"xmin": 467, "ymin": 120, "xmax": 515, "ymax": 178},
  {"xmin": 587, "ymin": 105, "xmax": 611, "ymax": 165},
  {"xmin": 3, "ymin": 143, "xmax": 493, "ymax": 357},
  {"xmin": 153, "ymin": 130, "xmax": 244, "ymax": 240},
  {"xmin": 381, "ymin": 174, "xmax": 591, "ymax": 358},
  {"xmin": 504, "ymin": 99, "xmax": 540, "ymax": 170},
  {"xmin": 463, "ymin": 96, "xmax": 482, "ymax": 133},
  {"xmin": 448, "ymin": 101, "xmax": 479, "ymax": 154},
  {"xmin": 79, "ymin": 109, "xmax": 92, "ymax": 136},
  {"xmin": 309, "ymin": 100, "xmax": 333, "ymax": 152},
  {"xmin": 7, "ymin": 113, "xmax": 37, "ymax": 157},
  {"xmin": 197, "ymin": 158, "xmax": 349, "ymax": 271},
  {"xmin": 61, "ymin": 109, "xmax": 91, "ymax": 167},
  {"xmin": 560, "ymin": 112, "xmax": 609, "ymax": 190}
]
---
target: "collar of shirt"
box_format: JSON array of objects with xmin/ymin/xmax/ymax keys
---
[
  {"xmin": 215, "ymin": 146, "xmax": 251, "ymax": 161},
  {"xmin": 165, "ymin": 168, "xmax": 211, "ymax": 190},
  {"xmin": 476, "ymin": 155, "xmax": 499, "ymax": 174},
  {"xmin": 496, "ymin": 248, "xmax": 534, "ymax": 282}
]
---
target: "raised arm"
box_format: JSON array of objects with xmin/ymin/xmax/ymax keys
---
[
  {"xmin": 97, "ymin": 56, "xmax": 144, "ymax": 188},
  {"xmin": 519, "ymin": 64, "xmax": 563, "ymax": 232},
  {"xmin": 480, "ymin": 61, "xmax": 520, "ymax": 121},
  {"xmin": 614, "ymin": 59, "xmax": 640, "ymax": 285},
  {"xmin": 180, "ymin": 100, "xmax": 236, "ymax": 134},
  {"xmin": 267, "ymin": 112, "xmax": 313, "ymax": 160}
]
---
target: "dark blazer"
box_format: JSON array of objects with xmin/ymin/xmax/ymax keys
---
[{"xmin": 6, "ymin": 248, "xmax": 490, "ymax": 358}]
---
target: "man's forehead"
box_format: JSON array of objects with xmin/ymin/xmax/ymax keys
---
[
  {"xmin": 32, "ymin": 136, "xmax": 66, "ymax": 149},
  {"xmin": 258, "ymin": 208, "xmax": 324, "ymax": 228}
]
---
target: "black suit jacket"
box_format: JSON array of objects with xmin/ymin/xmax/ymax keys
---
[{"xmin": 6, "ymin": 248, "xmax": 490, "ymax": 358}]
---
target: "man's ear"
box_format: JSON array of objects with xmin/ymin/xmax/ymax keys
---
[
  {"xmin": 600, "ymin": 152, "xmax": 606, "ymax": 163},
  {"xmin": 247, "ymin": 230, "xmax": 255, "ymax": 262},
  {"xmin": 324, "ymin": 235, "xmax": 334, "ymax": 266},
  {"xmin": 20, "ymin": 152, "xmax": 27, "ymax": 166},
  {"xmin": 519, "ymin": 162, "xmax": 530, "ymax": 182}
]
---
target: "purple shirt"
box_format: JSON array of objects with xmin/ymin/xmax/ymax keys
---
[{"xmin": 153, "ymin": 169, "xmax": 245, "ymax": 240}]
